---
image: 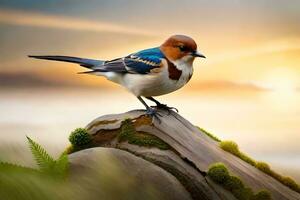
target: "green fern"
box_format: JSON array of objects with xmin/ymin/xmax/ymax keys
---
[
  {"xmin": 26, "ymin": 136, "xmax": 69, "ymax": 179},
  {"xmin": 53, "ymin": 152, "xmax": 68, "ymax": 179},
  {"xmin": 26, "ymin": 136, "xmax": 56, "ymax": 173},
  {"xmin": 0, "ymin": 137, "xmax": 69, "ymax": 181},
  {"xmin": 0, "ymin": 161, "xmax": 38, "ymax": 174}
]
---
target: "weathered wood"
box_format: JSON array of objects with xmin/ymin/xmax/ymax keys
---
[{"xmin": 86, "ymin": 109, "xmax": 300, "ymax": 200}]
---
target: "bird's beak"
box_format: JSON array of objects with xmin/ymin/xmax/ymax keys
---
[{"xmin": 192, "ymin": 51, "xmax": 206, "ymax": 58}]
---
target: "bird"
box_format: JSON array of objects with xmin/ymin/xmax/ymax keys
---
[{"xmin": 29, "ymin": 35, "xmax": 205, "ymax": 120}]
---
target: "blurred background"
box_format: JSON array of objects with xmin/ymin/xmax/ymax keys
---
[{"xmin": 0, "ymin": 0, "xmax": 299, "ymax": 181}]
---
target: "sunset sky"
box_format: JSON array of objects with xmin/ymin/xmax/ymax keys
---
[
  {"xmin": 1, "ymin": 0, "xmax": 300, "ymax": 90},
  {"xmin": 0, "ymin": 0, "xmax": 300, "ymax": 181}
]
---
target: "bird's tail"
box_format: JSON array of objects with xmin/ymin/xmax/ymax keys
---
[{"xmin": 28, "ymin": 55, "xmax": 105, "ymax": 69}]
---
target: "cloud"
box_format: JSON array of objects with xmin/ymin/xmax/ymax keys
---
[
  {"xmin": 194, "ymin": 80, "xmax": 269, "ymax": 92},
  {"xmin": 207, "ymin": 37, "xmax": 300, "ymax": 64},
  {"xmin": 0, "ymin": 71, "xmax": 75, "ymax": 88},
  {"xmin": 0, "ymin": 70, "xmax": 116, "ymax": 89},
  {"xmin": 0, "ymin": 70, "xmax": 270, "ymax": 93},
  {"xmin": 0, "ymin": 72, "xmax": 269, "ymax": 92},
  {"xmin": 0, "ymin": 8, "xmax": 157, "ymax": 36}
]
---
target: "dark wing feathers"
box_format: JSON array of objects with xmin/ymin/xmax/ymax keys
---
[
  {"xmin": 94, "ymin": 47, "xmax": 164, "ymax": 74},
  {"xmin": 29, "ymin": 47, "xmax": 165, "ymax": 75},
  {"xmin": 124, "ymin": 55, "xmax": 161, "ymax": 74},
  {"xmin": 28, "ymin": 55, "xmax": 104, "ymax": 68},
  {"xmin": 96, "ymin": 58, "xmax": 127, "ymax": 73}
]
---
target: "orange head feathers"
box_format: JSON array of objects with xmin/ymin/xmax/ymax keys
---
[{"xmin": 160, "ymin": 35, "xmax": 205, "ymax": 61}]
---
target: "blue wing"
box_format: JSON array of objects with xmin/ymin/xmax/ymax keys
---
[{"xmin": 93, "ymin": 47, "xmax": 165, "ymax": 74}]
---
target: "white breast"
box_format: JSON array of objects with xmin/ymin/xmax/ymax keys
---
[
  {"xmin": 172, "ymin": 56, "xmax": 194, "ymax": 89},
  {"xmin": 120, "ymin": 57, "xmax": 194, "ymax": 97}
]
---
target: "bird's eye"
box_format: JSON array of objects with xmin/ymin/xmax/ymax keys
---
[{"xmin": 178, "ymin": 45, "xmax": 186, "ymax": 52}]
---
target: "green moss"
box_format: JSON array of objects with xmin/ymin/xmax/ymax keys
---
[
  {"xmin": 232, "ymin": 187, "xmax": 253, "ymax": 200},
  {"xmin": 64, "ymin": 144, "xmax": 82, "ymax": 154},
  {"xmin": 196, "ymin": 128, "xmax": 300, "ymax": 194},
  {"xmin": 129, "ymin": 132, "xmax": 170, "ymax": 150},
  {"xmin": 256, "ymin": 162, "xmax": 271, "ymax": 174},
  {"xmin": 220, "ymin": 141, "xmax": 300, "ymax": 193},
  {"xmin": 256, "ymin": 162, "xmax": 300, "ymax": 192},
  {"xmin": 239, "ymin": 154, "xmax": 256, "ymax": 167},
  {"xmin": 208, "ymin": 162, "xmax": 272, "ymax": 200},
  {"xmin": 63, "ymin": 144, "xmax": 89, "ymax": 154},
  {"xmin": 251, "ymin": 190, "xmax": 272, "ymax": 200},
  {"xmin": 220, "ymin": 141, "xmax": 240, "ymax": 155},
  {"xmin": 219, "ymin": 141, "xmax": 256, "ymax": 167},
  {"xmin": 281, "ymin": 177, "xmax": 300, "ymax": 192},
  {"xmin": 118, "ymin": 119, "xmax": 136, "ymax": 142},
  {"xmin": 207, "ymin": 162, "xmax": 230, "ymax": 184},
  {"xmin": 197, "ymin": 127, "xmax": 221, "ymax": 142},
  {"xmin": 69, "ymin": 128, "xmax": 92, "ymax": 147},
  {"xmin": 224, "ymin": 175, "xmax": 245, "ymax": 191},
  {"xmin": 64, "ymin": 145, "xmax": 74, "ymax": 154},
  {"xmin": 118, "ymin": 119, "xmax": 170, "ymax": 150}
]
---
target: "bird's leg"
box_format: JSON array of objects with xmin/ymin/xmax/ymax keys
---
[
  {"xmin": 146, "ymin": 97, "xmax": 179, "ymax": 113},
  {"xmin": 137, "ymin": 96, "xmax": 162, "ymax": 122}
]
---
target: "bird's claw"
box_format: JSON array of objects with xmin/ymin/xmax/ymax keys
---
[
  {"xmin": 155, "ymin": 104, "xmax": 179, "ymax": 114},
  {"xmin": 146, "ymin": 107, "xmax": 162, "ymax": 123}
]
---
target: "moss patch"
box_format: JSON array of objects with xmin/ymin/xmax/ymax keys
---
[
  {"xmin": 207, "ymin": 162, "xmax": 230, "ymax": 184},
  {"xmin": 220, "ymin": 141, "xmax": 300, "ymax": 193},
  {"xmin": 66, "ymin": 118, "xmax": 169, "ymax": 153},
  {"xmin": 251, "ymin": 190, "xmax": 272, "ymax": 200},
  {"xmin": 69, "ymin": 128, "xmax": 92, "ymax": 146},
  {"xmin": 64, "ymin": 145, "xmax": 74, "ymax": 154},
  {"xmin": 224, "ymin": 176, "xmax": 244, "ymax": 191},
  {"xmin": 220, "ymin": 141, "xmax": 256, "ymax": 166},
  {"xmin": 64, "ymin": 144, "xmax": 92, "ymax": 154},
  {"xmin": 257, "ymin": 161, "xmax": 300, "ymax": 193},
  {"xmin": 198, "ymin": 127, "xmax": 300, "ymax": 193},
  {"xmin": 197, "ymin": 127, "xmax": 221, "ymax": 142},
  {"xmin": 118, "ymin": 119, "xmax": 170, "ymax": 150},
  {"xmin": 208, "ymin": 162, "xmax": 272, "ymax": 200},
  {"xmin": 67, "ymin": 128, "xmax": 94, "ymax": 154}
]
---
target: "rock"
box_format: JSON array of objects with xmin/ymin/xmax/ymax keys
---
[
  {"xmin": 69, "ymin": 147, "xmax": 192, "ymax": 200},
  {"xmin": 117, "ymin": 143, "xmax": 235, "ymax": 200},
  {"xmin": 78, "ymin": 109, "xmax": 300, "ymax": 200}
]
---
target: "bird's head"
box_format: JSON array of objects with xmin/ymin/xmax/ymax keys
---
[{"xmin": 160, "ymin": 35, "xmax": 205, "ymax": 63}]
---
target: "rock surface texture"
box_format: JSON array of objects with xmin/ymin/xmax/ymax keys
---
[
  {"xmin": 69, "ymin": 148, "xmax": 192, "ymax": 200},
  {"xmin": 70, "ymin": 109, "xmax": 300, "ymax": 200}
]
